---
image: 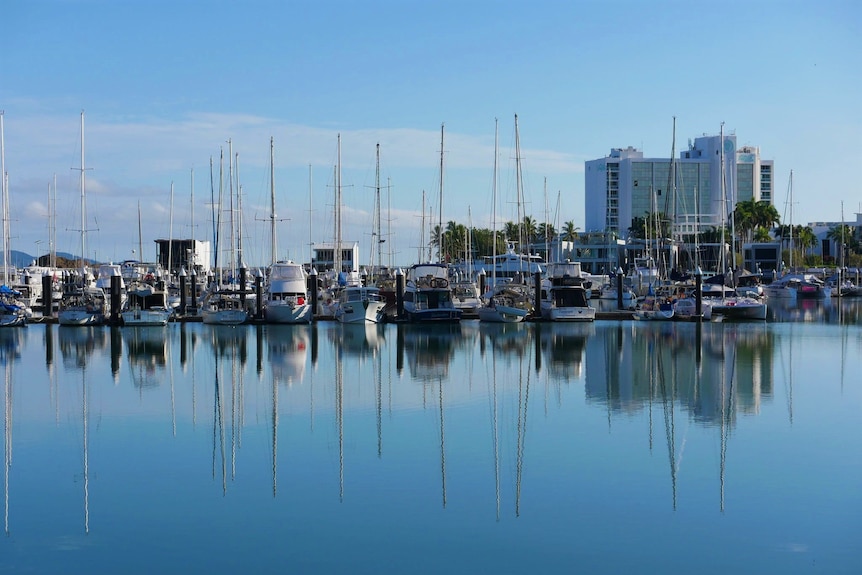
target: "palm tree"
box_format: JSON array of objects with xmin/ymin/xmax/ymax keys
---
[
  {"xmin": 753, "ymin": 227, "xmax": 773, "ymax": 243},
  {"xmin": 826, "ymin": 224, "xmax": 860, "ymax": 265},
  {"xmin": 521, "ymin": 216, "xmax": 538, "ymax": 247},
  {"xmin": 562, "ymin": 221, "xmax": 579, "ymax": 242},
  {"xmin": 753, "ymin": 201, "xmax": 781, "ymax": 230},
  {"xmin": 732, "ymin": 199, "xmax": 758, "ymax": 242},
  {"xmin": 503, "ymin": 221, "xmax": 519, "ymax": 247}
]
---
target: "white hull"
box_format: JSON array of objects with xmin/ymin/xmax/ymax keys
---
[
  {"xmin": 404, "ymin": 306, "xmax": 462, "ymax": 323},
  {"xmin": 336, "ymin": 300, "xmax": 387, "ymax": 324},
  {"xmin": 476, "ymin": 304, "xmax": 528, "ymax": 323},
  {"xmin": 633, "ymin": 308, "xmax": 675, "ymax": 321},
  {"xmin": 541, "ymin": 305, "xmax": 596, "ymax": 322},
  {"xmin": 121, "ymin": 309, "xmax": 172, "ymax": 326},
  {"xmin": 711, "ymin": 298, "xmax": 767, "ymax": 320},
  {"xmin": 0, "ymin": 313, "xmax": 27, "ymax": 327},
  {"xmin": 58, "ymin": 308, "xmax": 104, "ymax": 326},
  {"xmin": 202, "ymin": 309, "xmax": 248, "ymax": 325},
  {"xmin": 265, "ymin": 302, "xmax": 312, "ymax": 324}
]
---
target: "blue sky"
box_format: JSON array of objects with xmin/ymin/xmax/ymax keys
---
[{"xmin": 1, "ymin": 0, "xmax": 859, "ymax": 267}]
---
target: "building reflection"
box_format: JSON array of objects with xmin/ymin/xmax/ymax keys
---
[{"xmin": 584, "ymin": 322, "xmax": 775, "ymax": 426}]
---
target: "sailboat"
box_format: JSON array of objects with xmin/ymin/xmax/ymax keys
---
[
  {"xmin": 58, "ymin": 112, "xmax": 107, "ymax": 327},
  {"xmin": 402, "ymin": 125, "xmax": 462, "ymax": 323},
  {"xmin": 709, "ymin": 123, "xmax": 767, "ymax": 321},
  {"xmin": 263, "ymin": 137, "xmax": 312, "ymax": 324},
  {"xmin": 331, "ymin": 141, "xmax": 387, "ymax": 324},
  {"xmin": 201, "ymin": 145, "xmax": 249, "ymax": 325},
  {"xmin": 478, "ymin": 119, "xmax": 530, "ymax": 323}
]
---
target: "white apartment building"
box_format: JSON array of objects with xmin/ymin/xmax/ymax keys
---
[{"xmin": 584, "ymin": 133, "xmax": 774, "ymax": 241}]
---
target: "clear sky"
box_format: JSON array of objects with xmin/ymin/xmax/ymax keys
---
[{"xmin": 1, "ymin": 0, "xmax": 859, "ymax": 268}]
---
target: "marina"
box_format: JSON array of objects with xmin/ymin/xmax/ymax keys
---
[{"xmin": 0, "ymin": 300, "xmax": 860, "ymax": 573}]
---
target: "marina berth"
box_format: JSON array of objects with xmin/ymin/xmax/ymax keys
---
[
  {"xmin": 121, "ymin": 282, "xmax": 172, "ymax": 326},
  {"xmin": 539, "ymin": 261, "xmax": 595, "ymax": 322},
  {"xmin": 330, "ymin": 271, "xmax": 387, "ymax": 324},
  {"xmin": 264, "ymin": 261, "xmax": 312, "ymax": 324},
  {"xmin": 403, "ymin": 263, "xmax": 462, "ymax": 323}
]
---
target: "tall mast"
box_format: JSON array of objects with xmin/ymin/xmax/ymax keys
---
[
  {"xmin": 334, "ymin": 135, "xmax": 342, "ymax": 274},
  {"xmin": 51, "ymin": 173, "xmax": 57, "ymax": 269},
  {"xmin": 235, "ymin": 151, "xmax": 243, "ymax": 271},
  {"xmin": 227, "ymin": 139, "xmax": 235, "ymax": 280},
  {"xmin": 168, "ymin": 181, "xmax": 174, "ymax": 278},
  {"xmin": 374, "ymin": 143, "xmax": 382, "ymax": 279},
  {"xmin": 491, "ymin": 118, "xmax": 498, "ymax": 286},
  {"xmin": 543, "ymin": 177, "xmax": 549, "ymax": 261},
  {"xmin": 0, "ymin": 111, "xmax": 7, "ymax": 284},
  {"xmin": 190, "ymin": 167, "xmax": 195, "ymax": 271},
  {"xmin": 420, "ymin": 190, "xmax": 426, "ymax": 263},
  {"xmin": 720, "ymin": 122, "xmax": 727, "ymax": 280},
  {"xmin": 514, "ymin": 114, "xmax": 524, "ymax": 254},
  {"xmin": 270, "ymin": 137, "xmax": 277, "ymax": 266},
  {"xmin": 438, "ymin": 123, "xmax": 444, "ymax": 263},
  {"xmin": 789, "ymin": 170, "xmax": 794, "ymax": 270},
  {"xmin": 137, "ymin": 201, "xmax": 143, "ymax": 263},
  {"xmin": 387, "ymin": 176, "xmax": 392, "ymax": 269},
  {"xmin": 308, "ymin": 164, "xmax": 313, "ymax": 267},
  {"xmin": 75, "ymin": 111, "xmax": 88, "ymax": 271},
  {"xmin": 668, "ymin": 116, "xmax": 677, "ymax": 270}
]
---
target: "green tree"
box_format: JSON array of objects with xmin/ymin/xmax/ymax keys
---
[
  {"xmin": 753, "ymin": 227, "xmax": 773, "ymax": 243},
  {"xmin": 562, "ymin": 221, "xmax": 579, "ymax": 242},
  {"xmin": 521, "ymin": 216, "xmax": 538, "ymax": 246}
]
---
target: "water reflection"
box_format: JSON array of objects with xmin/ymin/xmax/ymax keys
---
[
  {"xmin": 537, "ymin": 322, "xmax": 593, "ymax": 381},
  {"xmin": 125, "ymin": 327, "xmax": 169, "ymax": 389},
  {"xmin": 2, "ymin": 318, "xmax": 859, "ymax": 549},
  {"xmin": 397, "ymin": 323, "xmax": 462, "ymax": 382},
  {"xmin": 768, "ymin": 296, "xmax": 861, "ymax": 324},
  {"xmin": 58, "ymin": 326, "xmax": 108, "ymax": 370}
]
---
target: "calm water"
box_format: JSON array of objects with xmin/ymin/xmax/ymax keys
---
[{"xmin": 1, "ymin": 300, "xmax": 860, "ymax": 574}]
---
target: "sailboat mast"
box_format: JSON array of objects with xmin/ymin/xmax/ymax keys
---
[
  {"xmin": 375, "ymin": 143, "xmax": 382, "ymax": 279},
  {"xmin": 137, "ymin": 201, "xmax": 143, "ymax": 262},
  {"xmin": 0, "ymin": 111, "xmax": 7, "ymax": 284},
  {"xmin": 334, "ymin": 135, "xmax": 342, "ymax": 274},
  {"xmin": 270, "ymin": 137, "xmax": 277, "ymax": 266},
  {"xmin": 514, "ymin": 114, "xmax": 524, "ymax": 255},
  {"xmin": 80, "ymin": 111, "xmax": 87, "ymax": 270},
  {"xmin": 438, "ymin": 123, "xmax": 444, "ymax": 263},
  {"xmin": 789, "ymin": 170, "xmax": 794, "ymax": 270},
  {"xmin": 227, "ymin": 139, "xmax": 235, "ymax": 280},
  {"xmin": 308, "ymin": 164, "xmax": 313, "ymax": 267},
  {"xmin": 190, "ymin": 167, "xmax": 195, "ymax": 272},
  {"xmin": 387, "ymin": 176, "xmax": 392, "ymax": 269},
  {"xmin": 168, "ymin": 181, "xmax": 174, "ymax": 278},
  {"xmin": 235, "ymin": 152, "xmax": 244, "ymax": 271},
  {"xmin": 419, "ymin": 190, "xmax": 426, "ymax": 263},
  {"xmin": 491, "ymin": 118, "xmax": 498, "ymax": 287},
  {"xmin": 51, "ymin": 173, "xmax": 57, "ymax": 269}
]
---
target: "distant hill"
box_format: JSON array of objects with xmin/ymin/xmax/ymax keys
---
[{"xmin": 9, "ymin": 250, "xmax": 96, "ymax": 268}]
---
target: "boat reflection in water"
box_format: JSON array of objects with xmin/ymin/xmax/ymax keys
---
[
  {"xmin": 397, "ymin": 323, "xmax": 461, "ymax": 382},
  {"xmin": 58, "ymin": 325, "xmax": 108, "ymax": 370},
  {"xmin": 536, "ymin": 321, "xmax": 594, "ymax": 382},
  {"xmin": 3, "ymin": 318, "xmax": 858, "ymax": 573},
  {"xmin": 125, "ymin": 326, "xmax": 169, "ymax": 389},
  {"xmin": 267, "ymin": 325, "xmax": 310, "ymax": 384},
  {"xmin": 327, "ymin": 323, "xmax": 385, "ymax": 360}
]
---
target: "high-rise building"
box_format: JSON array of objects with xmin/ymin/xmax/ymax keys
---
[{"xmin": 585, "ymin": 132, "xmax": 774, "ymax": 241}]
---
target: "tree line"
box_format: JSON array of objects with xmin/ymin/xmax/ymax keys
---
[{"xmin": 628, "ymin": 199, "xmax": 862, "ymax": 267}]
